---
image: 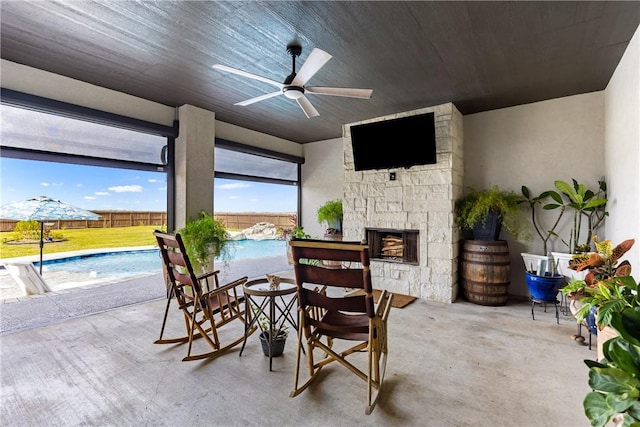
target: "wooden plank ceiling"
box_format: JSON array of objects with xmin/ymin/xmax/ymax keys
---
[{"xmin": 1, "ymin": 1, "xmax": 639, "ymax": 144}]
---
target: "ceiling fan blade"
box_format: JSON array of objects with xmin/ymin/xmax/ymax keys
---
[
  {"xmin": 296, "ymin": 96, "xmax": 319, "ymax": 118},
  {"xmin": 213, "ymin": 64, "xmax": 284, "ymax": 89},
  {"xmin": 291, "ymin": 48, "xmax": 332, "ymax": 86},
  {"xmin": 235, "ymin": 91, "xmax": 282, "ymax": 106},
  {"xmin": 305, "ymin": 87, "xmax": 373, "ymax": 99}
]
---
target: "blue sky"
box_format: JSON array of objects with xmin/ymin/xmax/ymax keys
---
[{"xmin": 0, "ymin": 158, "xmax": 297, "ymax": 213}]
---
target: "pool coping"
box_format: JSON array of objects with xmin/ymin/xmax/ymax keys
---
[{"xmin": 0, "ymin": 245, "xmax": 158, "ymax": 266}]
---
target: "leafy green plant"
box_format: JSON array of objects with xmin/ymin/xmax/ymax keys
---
[
  {"xmin": 582, "ymin": 287, "xmax": 640, "ymax": 427},
  {"xmin": 549, "ymin": 179, "xmax": 608, "ymax": 253},
  {"xmin": 560, "ymin": 238, "xmax": 635, "ymax": 324},
  {"xmin": 519, "ymin": 186, "xmax": 567, "ymax": 255},
  {"xmin": 519, "ymin": 179, "xmax": 608, "ymax": 254},
  {"xmin": 288, "ymin": 225, "xmax": 310, "ymax": 239},
  {"xmin": 454, "ymin": 186, "xmax": 530, "ymax": 241},
  {"xmin": 178, "ymin": 211, "xmax": 230, "ymax": 271},
  {"xmin": 558, "ymin": 238, "xmax": 639, "ymax": 425},
  {"xmin": 12, "ymin": 220, "xmax": 44, "ymax": 241},
  {"xmin": 317, "ymin": 199, "xmax": 343, "ymax": 234}
]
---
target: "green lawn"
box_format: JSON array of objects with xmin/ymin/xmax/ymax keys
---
[{"xmin": 0, "ymin": 225, "xmax": 160, "ymax": 259}]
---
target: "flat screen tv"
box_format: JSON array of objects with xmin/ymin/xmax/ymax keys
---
[{"xmin": 349, "ymin": 112, "xmax": 437, "ymax": 171}]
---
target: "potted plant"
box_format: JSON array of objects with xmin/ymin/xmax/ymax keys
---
[
  {"xmin": 285, "ymin": 225, "xmax": 310, "ymax": 265},
  {"xmin": 561, "ymin": 236, "xmax": 637, "ymax": 328},
  {"xmin": 551, "ymin": 179, "xmax": 608, "ymax": 254},
  {"xmin": 518, "ymin": 184, "xmax": 568, "ymax": 300},
  {"xmin": 582, "ymin": 303, "xmax": 640, "ymax": 427},
  {"xmin": 456, "ymin": 186, "xmax": 530, "ymax": 306},
  {"xmin": 317, "ymin": 199, "xmax": 343, "ymax": 239},
  {"xmin": 519, "ymin": 179, "xmax": 607, "ymax": 283},
  {"xmin": 548, "ymin": 179, "xmax": 608, "ymax": 280},
  {"xmin": 317, "ymin": 199, "xmax": 344, "ymax": 268},
  {"xmin": 454, "ymin": 185, "xmax": 529, "ymax": 241},
  {"xmin": 254, "ymin": 298, "xmax": 289, "ymax": 357},
  {"xmin": 560, "ymin": 238, "xmax": 639, "ymax": 426},
  {"xmin": 178, "ymin": 211, "xmax": 231, "ymax": 272}
]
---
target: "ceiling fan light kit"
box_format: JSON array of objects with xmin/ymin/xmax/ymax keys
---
[
  {"xmin": 212, "ymin": 43, "xmax": 372, "ymax": 118},
  {"xmin": 283, "ymin": 86, "xmax": 305, "ymax": 99}
]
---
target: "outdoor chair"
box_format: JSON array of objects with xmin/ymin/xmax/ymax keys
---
[
  {"xmin": 153, "ymin": 230, "xmax": 254, "ymax": 361},
  {"xmin": 289, "ymin": 238, "xmax": 393, "ymax": 415}
]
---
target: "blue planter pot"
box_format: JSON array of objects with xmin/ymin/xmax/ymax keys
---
[
  {"xmin": 585, "ymin": 307, "xmax": 598, "ymax": 335},
  {"xmin": 526, "ymin": 272, "xmax": 565, "ymax": 301}
]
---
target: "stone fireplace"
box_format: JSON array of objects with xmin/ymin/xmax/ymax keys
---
[{"xmin": 342, "ymin": 103, "xmax": 464, "ymax": 303}]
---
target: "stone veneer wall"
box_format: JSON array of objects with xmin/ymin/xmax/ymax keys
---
[{"xmin": 342, "ymin": 103, "xmax": 464, "ymax": 303}]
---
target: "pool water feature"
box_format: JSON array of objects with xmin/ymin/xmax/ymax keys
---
[{"xmin": 35, "ymin": 239, "xmax": 287, "ymax": 278}]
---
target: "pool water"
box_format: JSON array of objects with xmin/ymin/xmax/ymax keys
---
[{"xmin": 36, "ymin": 239, "xmax": 286, "ymax": 277}]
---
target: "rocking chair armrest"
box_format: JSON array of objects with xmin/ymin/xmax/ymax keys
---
[
  {"xmin": 196, "ymin": 270, "xmax": 220, "ymax": 281},
  {"xmin": 197, "ymin": 270, "xmax": 221, "ymax": 293},
  {"xmin": 202, "ymin": 276, "xmax": 248, "ymax": 299}
]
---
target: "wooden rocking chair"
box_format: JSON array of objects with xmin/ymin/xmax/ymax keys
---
[
  {"xmin": 153, "ymin": 230, "xmax": 254, "ymax": 361},
  {"xmin": 289, "ymin": 238, "xmax": 393, "ymax": 414}
]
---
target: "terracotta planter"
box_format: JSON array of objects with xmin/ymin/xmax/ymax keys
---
[{"xmin": 595, "ymin": 318, "xmax": 618, "ymax": 361}]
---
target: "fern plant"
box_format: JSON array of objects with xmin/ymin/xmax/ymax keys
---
[
  {"xmin": 317, "ymin": 199, "xmax": 343, "ymax": 234},
  {"xmin": 178, "ymin": 211, "xmax": 230, "ymax": 271},
  {"xmin": 455, "ymin": 186, "xmax": 530, "ymax": 241}
]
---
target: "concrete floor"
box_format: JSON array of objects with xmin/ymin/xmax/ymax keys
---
[{"xmin": 1, "ymin": 257, "xmax": 595, "ymax": 426}]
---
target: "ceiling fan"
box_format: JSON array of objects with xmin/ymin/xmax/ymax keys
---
[{"xmin": 212, "ymin": 43, "xmax": 373, "ymax": 118}]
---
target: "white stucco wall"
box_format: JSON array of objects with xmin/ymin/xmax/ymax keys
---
[
  {"xmin": 214, "ymin": 121, "xmax": 302, "ymax": 158},
  {"xmin": 300, "ymin": 137, "xmax": 344, "ymax": 238},
  {"xmin": 463, "ymin": 93, "xmax": 605, "ymax": 295},
  {"xmin": 604, "ymin": 25, "xmax": 640, "ymax": 271}
]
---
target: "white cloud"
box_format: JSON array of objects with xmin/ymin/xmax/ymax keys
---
[
  {"xmin": 108, "ymin": 185, "xmax": 142, "ymax": 193},
  {"xmin": 218, "ymin": 182, "xmax": 251, "ymax": 190},
  {"xmin": 84, "ymin": 196, "xmax": 96, "ymax": 200},
  {"xmin": 94, "ymin": 192, "xmax": 110, "ymax": 196},
  {"xmin": 148, "ymin": 178, "xmax": 163, "ymax": 183},
  {"xmin": 158, "ymin": 186, "xmax": 167, "ymax": 191},
  {"xmin": 229, "ymin": 196, "xmax": 240, "ymax": 200},
  {"xmin": 41, "ymin": 182, "xmax": 63, "ymax": 187},
  {"xmin": 40, "ymin": 182, "xmax": 50, "ymax": 187}
]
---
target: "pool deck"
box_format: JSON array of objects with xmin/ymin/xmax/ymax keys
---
[
  {"xmin": 0, "ymin": 246, "xmax": 159, "ymax": 301},
  {"xmin": 0, "ymin": 254, "xmax": 293, "ymax": 334}
]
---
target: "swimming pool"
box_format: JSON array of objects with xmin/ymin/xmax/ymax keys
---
[{"xmin": 35, "ymin": 239, "xmax": 287, "ymax": 278}]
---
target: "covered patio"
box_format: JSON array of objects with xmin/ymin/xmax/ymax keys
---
[{"xmin": 1, "ymin": 257, "xmax": 592, "ymax": 426}]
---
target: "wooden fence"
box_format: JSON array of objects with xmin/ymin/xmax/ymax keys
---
[{"xmin": 0, "ymin": 211, "xmax": 296, "ymax": 232}]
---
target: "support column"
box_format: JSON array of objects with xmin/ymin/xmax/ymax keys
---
[{"xmin": 174, "ymin": 105, "xmax": 215, "ymax": 229}]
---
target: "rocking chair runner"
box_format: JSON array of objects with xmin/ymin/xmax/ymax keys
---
[
  {"xmin": 289, "ymin": 238, "xmax": 394, "ymax": 415},
  {"xmin": 153, "ymin": 230, "xmax": 254, "ymax": 361}
]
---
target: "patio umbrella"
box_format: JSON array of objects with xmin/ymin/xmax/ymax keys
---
[{"xmin": 0, "ymin": 196, "xmax": 101, "ymax": 274}]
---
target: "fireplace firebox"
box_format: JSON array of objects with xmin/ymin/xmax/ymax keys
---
[{"xmin": 366, "ymin": 228, "xmax": 419, "ymax": 264}]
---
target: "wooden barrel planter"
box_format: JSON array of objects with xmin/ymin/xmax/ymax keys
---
[{"xmin": 461, "ymin": 240, "xmax": 511, "ymax": 306}]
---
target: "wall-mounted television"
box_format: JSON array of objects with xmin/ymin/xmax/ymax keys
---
[{"xmin": 349, "ymin": 112, "xmax": 437, "ymax": 171}]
